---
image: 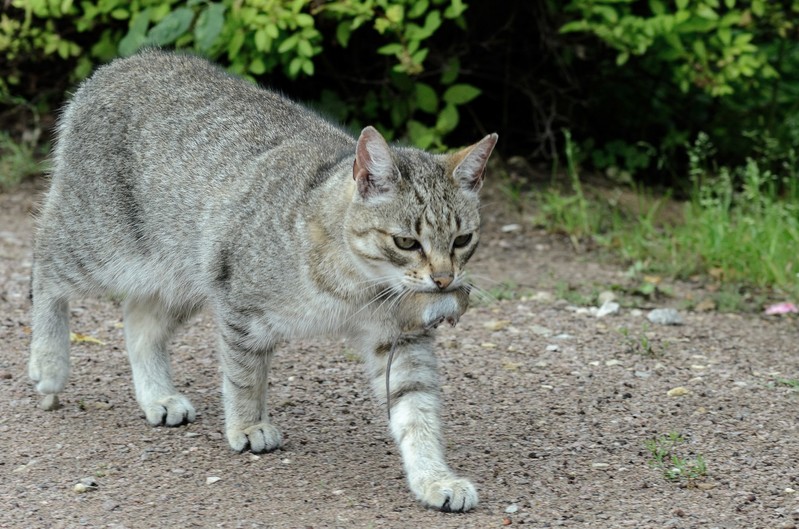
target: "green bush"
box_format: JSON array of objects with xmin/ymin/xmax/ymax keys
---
[
  {"xmin": 1, "ymin": 0, "xmax": 480, "ymax": 148},
  {"xmin": 558, "ymin": 0, "xmax": 799, "ymax": 183}
]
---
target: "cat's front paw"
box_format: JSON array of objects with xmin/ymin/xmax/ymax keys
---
[
  {"xmin": 142, "ymin": 394, "xmax": 196, "ymax": 426},
  {"xmin": 411, "ymin": 474, "xmax": 478, "ymax": 512},
  {"xmin": 227, "ymin": 422, "xmax": 283, "ymax": 453}
]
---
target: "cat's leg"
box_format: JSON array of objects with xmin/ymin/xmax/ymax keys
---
[
  {"xmin": 123, "ymin": 297, "xmax": 196, "ymax": 426},
  {"xmin": 217, "ymin": 321, "xmax": 282, "ymax": 453},
  {"xmin": 365, "ymin": 334, "xmax": 478, "ymax": 512},
  {"xmin": 29, "ymin": 261, "xmax": 71, "ymax": 400}
]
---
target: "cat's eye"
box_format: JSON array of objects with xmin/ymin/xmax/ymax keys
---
[
  {"xmin": 393, "ymin": 236, "xmax": 421, "ymax": 251},
  {"xmin": 453, "ymin": 233, "xmax": 473, "ymax": 248}
]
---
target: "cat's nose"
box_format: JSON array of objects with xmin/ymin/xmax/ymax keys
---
[{"xmin": 431, "ymin": 273, "xmax": 453, "ymax": 290}]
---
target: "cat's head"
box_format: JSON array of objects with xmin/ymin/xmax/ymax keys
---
[{"xmin": 346, "ymin": 126, "xmax": 497, "ymax": 294}]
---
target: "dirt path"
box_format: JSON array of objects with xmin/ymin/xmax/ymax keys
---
[{"xmin": 1, "ymin": 180, "xmax": 798, "ymax": 529}]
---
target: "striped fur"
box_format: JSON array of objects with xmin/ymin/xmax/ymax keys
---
[{"xmin": 29, "ymin": 50, "xmax": 497, "ymax": 512}]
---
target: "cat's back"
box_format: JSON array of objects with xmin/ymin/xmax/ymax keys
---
[{"xmin": 61, "ymin": 49, "xmax": 348, "ymax": 164}]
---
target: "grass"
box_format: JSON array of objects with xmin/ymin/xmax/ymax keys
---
[
  {"xmin": 535, "ymin": 131, "xmax": 799, "ymax": 306},
  {"xmin": 0, "ymin": 131, "xmax": 48, "ymax": 189},
  {"xmin": 645, "ymin": 432, "xmax": 708, "ymax": 483}
]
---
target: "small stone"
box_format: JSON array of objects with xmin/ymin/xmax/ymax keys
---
[
  {"xmin": 501, "ymin": 223, "xmax": 521, "ymax": 233},
  {"xmin": 184, "ymin": 432, "xmax": 201, "ymax": 438},
  {"xmin": 596, "ymin": 300, "xmax": 620, "ymax": 318},
  {"xmin": 694, "ymin": 299, "xmax": 716, "ymax": 312},
  {"xmin": 592, "ymin": 462, "xmax": 610, "ymax": 469},
  {"xmin": 598, "ymin": 291, "xmax": 616, "ymax": 305},
  {"xmin": 630, "ymin": 309, "xmax": 643, "ymax": 317},
  {"xmin": 91, "ymin": 401, "xmax": 113, "ymax": 411},
  {"xmin": 74, "ymin": 477, "xmax": 97, "ymax": 493},
  {"xmin": 531, "ymin": 291, "xmax": 554, "ymax": 303},
  {"xmin": 634, "ymin": 370, "xmax": 651, "ymax": 378},
  {"xmin": 605, "ymin": 359, "xmax": 623, "ymax": 367},
  {"xmin": 332, "ymin": 489, "xmax": 345, "ymax": 495},
  {"xmin": 667, "ymin": 386, "xmax": 690, "ymax": 397},
  {"xmin": 647, "ymin": 308, "xmax": 683, "ymax": 326},
  {"xmin": 786, "ymin": 487, "xmax": 796, "ymax": 494},
  {"xmin": 554, "ymin": 333, "xmax": 573, "ymax": 340},
  {"xmin": 531, "ymin": 325, "xmax": 553, "ymax": 337},
  {"xmin": 39, "ymin": 394, "xmax": 60, "ymax": 411},
  {"xmin": 481, "ymin": 342, "xmax": 497, "ymax": 349},
  {"xmin": 484, "ymin": 320, "xmax": 511, "ymax": 331},
  {"xmin": 502, "ymin": 518, "xmax": 512, "ymax": 526},
  {"xmin": 206, "ymin": 476, "xmax": 221, "ymax": 485},
  {"xmin": 505, "ymin": 504, "xmax": 519, "ymax": 514},
  {"xmin": 103, "ymin": 500, "xmax": 120, "ymax": 512},
  {"xmin": 0, "ymin": 371, "xmax": 12, "ymax": 380},
  {"xmin": 281, "ymin": 458, "xmax": 291, "ymax": 464},
  {"xmin": 545, "ymin": 344, "xmax": 559, "ymax": 352}
]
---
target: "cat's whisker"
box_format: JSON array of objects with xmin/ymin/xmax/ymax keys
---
[{"xmin": 466, "ymin": 283, "xmax": 498, "ymax": 304}]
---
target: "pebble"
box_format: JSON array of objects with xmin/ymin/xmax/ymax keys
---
[
  {"xmin": 667, "ymin": 386, "xmax": 690, "ymax": 397},
  {"xmin": 206, "ymin": 476, "xmax": 221, "ymax": 485},
  {"xmin": 605, "ymin": 359, "xmax": 623, "ymax": 367},
  {"xmin": 39, "ymin": 394, "xmax": 60, "ymax": 411},
  {"xmin": 596, "ymin": 300, "xmax": 620, "ymax": 318},
  {"xmin": 630, "ymin": 309, "xmax": 644, "ymax": 317},
  {"xmin": 598, "ymin": 291, "xmax": 616, "ymax": 305},
  {"xmin": 484, "ymin": 320, "xmax": 511, "ymax": 331},
  {"xmin": 501, "ymin": 223, "xmax": 521, "ymax": 233},
  {"xmin": 0, "ymin": 371, "xmax": 12, "ymax": 379},
  {"xmin": 531, "ymin": 325, "xmax": 553, "ymax": 337},
  {"xmin": 592, "ymin": 462, "xmax": 610, "ymax": 469},
  {"xmin": 73, "ymin": 477, "xmax": 98, "ymax": 493},
  {"xmin": 647, "ymin": 308, "xmax": 684, "ymax": 325},
  {"xmin": 531, "ymin": 291, "xmax": 554, "ymax": 302},
  {"xmin": 505, "ymin": 504, "xmax": 519, "ymax": 514},
  {"xmin": 545, "ymin": 344, "xmax": 559, "ymax": 352}
]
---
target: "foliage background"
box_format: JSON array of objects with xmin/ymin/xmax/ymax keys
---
[
  {"xmin": 2, "ymin": 0, "xmax": 798, "ymax": 177},
  {"xmin": 1, "ymin": 0, "xmax": 798, "ymax": 299}
]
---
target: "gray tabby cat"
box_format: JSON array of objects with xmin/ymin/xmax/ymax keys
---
[{"xmin": 29, "ymin": 50, "xmax": 497, "ymax": 512}]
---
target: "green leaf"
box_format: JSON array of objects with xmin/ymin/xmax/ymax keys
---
[
  {"xmin": 336, "ymin": 21, "xmax": 352, "ymax": 47},
  {"xmin": 118, "ymin": 7, "xmax": 151, "ymax": 57},
  {"xmin": 385, "ymin": 5, "xmax": 404, "ymax": 24},
  {"xmin": 559, "ymin": 20, "xmax": 589, "ymax": 34},
  {"xmin": 436, "ymin": 103, "xmax": 459, "ymax": 134},
  {"xmin": 675, "ymin": 0, "xmax": 689, "ymax": 10},
  {"xmin": 301, "ymin": 57, "xmax": 314, "ymax": 76},
  {"xmin": 250, "ymin": 57, "xmax": 266, "ymax": 75},
  {"xmin": 297, "ymin": 38, "xmax": 313, "ymax": 57},
  {"xmin": 254, "ymin": 29, "xmax": 269, "ymax": 51},
  {"xmin": 414, "ymin": 82, "xmax": 438, "ymax": 114},
  {"xmin": 408, "ymin": 120, "xmax": 435, "ymax": 149},
  {"xmin": 194, "ymin": 3, "xmax": 225, "ymax": 52},
  {"xmin": 444, "ymin": 0, "xmax": 467, "ymax": 19},
  {"xmin": 377, "ymin": 43, "xmax": 402, "ymax": 55},
  {"xmin": 440, "ymin": 57, "xmax": 459, "ymax": 84},
  {"xmin": 442, "ymin": 83, "xmax": 481, "ymax": 105},
  {"xmin": 147, "ymin": 7, "xmax": 194, "ymax": 46},
  {"xmin": 277, "ymin": 33, "xmax": 299, "ymax": 53},
  {"xmin": 408, "ymin": 0, "xmax": 429, "ymax": 19},
  {"xmin": 227, "ymin": 29, "xmax": 245, "ymax": 58}
]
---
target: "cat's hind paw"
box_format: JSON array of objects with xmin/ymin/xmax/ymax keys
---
[
  {"xmin": 142, "ymin": 394, "xmax": 196, "ymax": 426},
  {"xmin": 413, "ymin": 475, "xmax": 478, "ymax": 512},
  {"xmin": 227, "ymin": 422, "xmax": 283, "ymax": 453}
]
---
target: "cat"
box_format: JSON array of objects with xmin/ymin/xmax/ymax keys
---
[{"xmin": 29, "ymin": 49, "xmax": 497, "ymax": 512}]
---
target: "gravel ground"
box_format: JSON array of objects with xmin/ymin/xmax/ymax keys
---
[{"xmin": 1, "ymin": 179, "xmax": 798, "ymax": 529}]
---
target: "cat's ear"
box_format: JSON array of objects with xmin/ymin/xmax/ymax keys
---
[
  {"xmin": 451, "ymin": 133, "xmax": 498, "ymax": 193},
  {"xmin": 353, "ymin": 126, "xmax": 397, "ymax": 200}
]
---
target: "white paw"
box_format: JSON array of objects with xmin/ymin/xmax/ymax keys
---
[
  {"xmin": 142, "ymin": 394, "xmax": 196, "ymax": 426},
  {"xmin": 412, "ymin": 475, "xmax": 478, "ymax": 512},
  {"xmin": 28, "ymin": 355, "xmax": 69, "ymax": 395},
  {"xmin": 227, "ymin": 422, "xmax": 283, "ymax": 453}
]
